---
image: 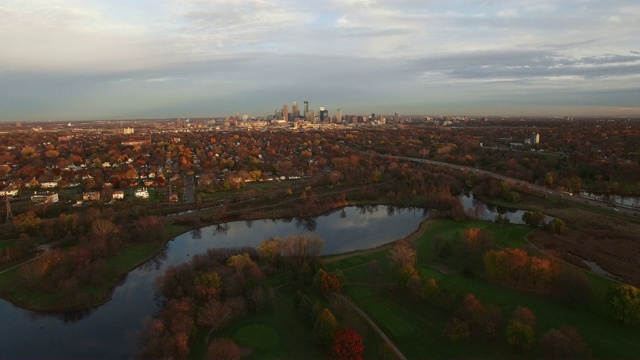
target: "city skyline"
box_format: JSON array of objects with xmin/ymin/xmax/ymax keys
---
[{"xmin": 1, "ymin": 0, "xmax": 640, "ymax": 121}]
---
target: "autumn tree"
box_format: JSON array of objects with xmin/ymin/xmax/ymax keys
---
[
  {"xmin": 258, "ymin": 237, "xmax": 282, "ymax": 267},
  {"xmin": 442, "ymin": 317, "xmax": 470, "ymax": 342},
  {"xmin": 205, "ymin": 338, "xmax": 240, "ymax": 360},
  {"xmin": 388, "ymin": 240, "xmax": 416, "ymax": 270},
  {"xmin": 539, "ymin": 327, "xmax": 589, "ymax": 359},
  {"xmin": 608, "ymin": 284, "xmax": 640, "ymax": 324},
  {"xmin": 12, "ymin": 211, "xmax": 42, "ymax": 235},
  {"xmin": 505, "ymin": 306, "xmax": 536, "ymax": 349},
  {"xmin": 197, "ymin": 299, "xmax": 233, "ymax": 332},
  {"xmin": 332, "ymin": 328, "xmax": 365, "ymax": 360},
  {"xmin": 193, "ymin": 271, "xmax": 222, "ymax": 301},
  {"xmin": 313, "ymin": 269, "xmax": 342, "ymax": 296},
  {"xmin": 312, "ymin": 308, "xmax": 339, "ymax": 346}
]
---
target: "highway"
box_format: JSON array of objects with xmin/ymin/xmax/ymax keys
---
[{"xmin": 377, "ymin": 154, "xmax": 639, "ymax": 218}]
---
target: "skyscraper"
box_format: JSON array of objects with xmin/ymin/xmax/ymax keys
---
[
  {"xmin": 336, "ymin": 109, "xmax": 343, "ymax": 123},
  {"xmin": 303, "ymin": 101, "xmax": 309, "ymax": 118},
  {"xmin": 283, "ymin": 104, "xmax": 289, "ymax": 121},
  {"xmin": 292, "ymin": 102, "xmax": 299, "ymax": 119}
]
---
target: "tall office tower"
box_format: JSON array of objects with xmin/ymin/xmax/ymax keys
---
[
  {"xmin": 531, "ymin": 132, "xmax": 540, "ymax": 144},
  {"xmin": 292, "ymin": 102, "xmax": 299, "ymax": 118},
  {"xmin": 394, "ymin": 112, "xmax": 399, "ymax": 123},
  {"xmin": 303, "ymin": 101, "xmax": 309, "ymax": 118},
  {"xmin": 336, "ymin": 109, "xmax": 343, "ymax": 123},
  {"xmin": 283, "ymin": 105, "xmax": 289, "ymax": 121},
  {"xmin": 306, "ymin": 110, "xmax": 315, "ymax": 122},
  {"xmin": 320, "ymin": 108, "xmax": 329, "ymax": 123}
]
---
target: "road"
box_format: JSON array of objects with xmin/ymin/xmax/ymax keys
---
[{"xmin": 377, "ymin": 154, "xmax": 639, "ymax": 217}]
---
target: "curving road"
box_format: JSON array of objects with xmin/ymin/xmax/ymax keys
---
[{"xmin": 375, "ymin": 153, "xmax": 639, "ymax": 217}]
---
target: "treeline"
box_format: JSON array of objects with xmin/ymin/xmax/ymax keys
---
[
  {"xmin": 11, "ymin": 209, "xmax": 166, "ymax": 308},
  {"xmin": 139, "ymin": 234, "xmax": 327, "ymax": 360}
]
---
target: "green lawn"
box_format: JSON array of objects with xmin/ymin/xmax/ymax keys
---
[{"xmin": 325, "ymin": 219, "xmax": 640, "ymax": 359}]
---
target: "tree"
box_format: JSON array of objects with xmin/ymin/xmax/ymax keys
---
[
  {"xmin": 506, "ymin": 319, "xmax": 535, "ymax": 349},
  {"xmin": 12, "ymin": 211, "xmax": 42, "ymax": 235},
  {"xmin": 442, "ymin": 317, "xmax": 470, "ymax": 341},
  {"xmin": 206, "ymin": 338, "xmax": 240, "ymax": 360},
  {"xmin": 193, "ymin": 271, "xmax": 222, "ymax": 301},
  {"xmin": 552, "ymin": 268, "xmax": 592, "ymax": 306},
  {"xmin": 608, "ymin": 284, "xmax": 640, "ymax": 324},
  {"xmin": 313, "ymin": 269, "xmax": 342, "ymax": 296},
  {"xmin": 227, "ymin": 253, "xmax": 252, "ymax": 274},
  {"xmin": 332, "ymin": 328, "xmax": 364, "ymax": 360},
  {"xmin": 312, "ymin": 308, "xmax": 338, "ymax": 345},
  {"xmin": 197, "ymin": 299, "xmax": 233, "ymax": 332},
  {"xmin": 539, "ymin": 327, "xmax": 589, "ymax": 359},
  {"xmin": 388, "ymin": 240, "xmax": 416, "ymax": 270},
  {"xmin": 258, "ymin": 237, "xmax": 282, "ymax": 266},
  {"xmin": 547, "ymin": 218, "xmax": 566, "ymax": 234},
  {"xmin": 505, "ymin": 306, "xmax": 536, "ymax": 349}
]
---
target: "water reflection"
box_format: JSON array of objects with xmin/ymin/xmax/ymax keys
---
[{"xmin": 0, "ymin": 206, "xmax": 426, "ymax": 359}]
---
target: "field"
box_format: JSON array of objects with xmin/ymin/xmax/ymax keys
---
[{"xmin": 202, "ymin": 219, "xmax": 640, "ymax": 359}]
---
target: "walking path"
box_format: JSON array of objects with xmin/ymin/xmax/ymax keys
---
[{"xmin": 335, "ymin": 294, "xmax": 408, "ymax": 360}]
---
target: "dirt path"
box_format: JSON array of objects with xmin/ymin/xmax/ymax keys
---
[{"xmin": 335, "ymin": 294, "xmax": 408, "ymax": 360}]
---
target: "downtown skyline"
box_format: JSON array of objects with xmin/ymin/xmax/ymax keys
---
[{"xmin": 1, "ymin": 0, "xmax": 640, "ymax": 121}]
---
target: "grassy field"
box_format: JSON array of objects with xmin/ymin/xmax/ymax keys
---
[
  {"xmin": 188, "ymin": 289, "xmax": 389, "ymax": 360},
  {"xmin": 325, "ymin": 219, "xmax": 640, "ymax": 359}
]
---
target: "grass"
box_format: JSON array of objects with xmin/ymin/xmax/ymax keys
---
[{"xmin": 323, "ymin": 219, "xmax": 640, "ymax": 359}]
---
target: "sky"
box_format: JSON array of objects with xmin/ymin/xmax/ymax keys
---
[{"xmin": 1, "ymin": 0, "xmax": 640, "ymax": 121}]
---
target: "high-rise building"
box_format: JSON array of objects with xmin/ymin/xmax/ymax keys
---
[
  {"xmin": 292, "ymin": 102, "xmax": 299, "ymax": 119},
  {"xmin": 394, "ymin": 112, "xmax": 399, "ymax": 123},
  {"xmin": 303, "ymin": 101, "xmax": 309, "ymax": 118},
  {"xmin": 531, "ymin": 132, "xmax": 540, "ymax": 144},
  {"xmin": 283, "ymin": 105, "xmax": 289, "ymax": 121},
  {"xmin": 336, "ymin": 109, "xmax": 343, "ymax": 123},
  {"xmin": 319, "ymin": 107, "xmax": 329, "ymax": 123}
]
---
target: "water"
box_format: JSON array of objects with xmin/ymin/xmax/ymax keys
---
[
  {"xmin": 459, "ymin": 193, "xmax": 553, "ymax": 224},
  {"xmin": 579, "ymin": 192, "xmax": 640, "ymax": 209},
  {"xmin": 0, "ymin": 199, "xmax": 549, "ymax": 359},
  {"xmin": 0, "ymin": 206, "xmax": 426, "ymax": 359}
]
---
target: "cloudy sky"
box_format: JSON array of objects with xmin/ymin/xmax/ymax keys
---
[{"xmin": 1, "ymin": 0, "xmax": 639, "ymax": 121}]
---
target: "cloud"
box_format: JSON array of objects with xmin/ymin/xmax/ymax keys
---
[{"xmin": 1, "ymin": 0, "xmax": 640, "ymax": 120}]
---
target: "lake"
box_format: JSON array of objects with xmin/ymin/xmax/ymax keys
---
[{"xmin": 0, "ymin": 206, "xmax": 427, "ymax": 359}]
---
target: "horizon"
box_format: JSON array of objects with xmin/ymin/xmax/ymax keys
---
[{"xmin": 2, "ymin": 1, "xmax": 640, "ymax": 121}]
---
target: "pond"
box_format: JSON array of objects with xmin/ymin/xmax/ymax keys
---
[
  {"xmin": 0, "ymin": 198, "xmax": 549, "ymax": 359},
  {"xmin": 0, "ymin": 206, "xmax": 427, "ymax": 359}
]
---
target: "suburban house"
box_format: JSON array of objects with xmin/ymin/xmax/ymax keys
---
[
  {"xmin": 83, "ymin": 191, "xmax": 101, "ymax": 201},
  {"xmin": 0, "ymin": 186, "xmax": 18, "ymax": 197},
  {"xmin": 112, "ymin": 190, "xmax": 125, "ymax": 200},
  {"xmin": 135, "ymin": 188, "xmax": 149, "ymax": 199}
]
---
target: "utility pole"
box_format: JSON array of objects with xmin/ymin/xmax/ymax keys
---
[{"xmin": 5, "ymin": 196, "xmax": 13, "ymax": 224}]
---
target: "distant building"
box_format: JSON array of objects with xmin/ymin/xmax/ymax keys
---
[
  {"xmin": 303, "ymin": 101, "xmax": 309, "ymax": 118},
  {"xmin": 282, "ymin": 104, "xmax": 289, "ymax": 121},
  {"xmin": 124, "ymin": 127, "xmax": 135, "ymax": 135},
  {"xmin": 0, "ymin": 186, "xmax": 18, "ymax": 197},
  {"xmin": 83, "ymin": 191, "xmax": 101, "ymax": 201},
  {"xmin": 112, "ymin": 190, "xmax": 125, "ymax": 200},
  {"xmin": 336, "ymin": 109, "xmax": 343, "ymax": 123},
  {"xmin": 31, "ymin": 191, "xmax": 59, "ymax": 204},
  {"xmin": 319, "ymin": 107, "xmax": 329, "ymax": 123},
  {"xmin": 135, "ymin": 188, "xmax": 149, "ymax": 199},
  {"xmin": 531, "ymin": 132, "xmax": 540, "ymax": 144},
  {"xmin": 394, "ymin": 112, "xmax": 399, "ymax": 123},
  {"xmin": 292, "ymin": 102, "xmax": 299, "ymax": 118}
]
